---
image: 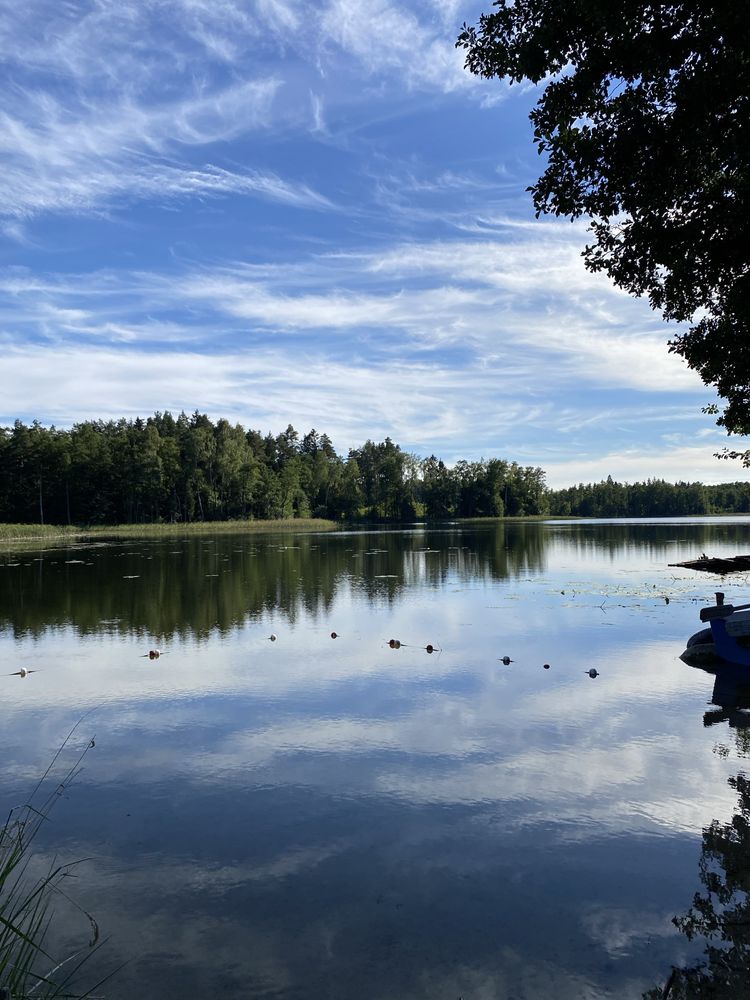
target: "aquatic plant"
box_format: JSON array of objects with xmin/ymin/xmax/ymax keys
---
[
  {"xmin": 0, "ymin": 725, "xmax": 109, "ymax": 999},
  {"xmin": 0, "ymin": 526, "xmax": 80, "ymax": 544},
  {"xmin": 0, "ymin": 518, "xmax": 336, "ymax": 548}
]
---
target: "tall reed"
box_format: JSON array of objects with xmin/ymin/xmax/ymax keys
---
[
  {"xmin": 1, "ymin": 724, "xmax": 110, "ymax": 999},
  {"xmin": 0, "ymin": 518, "xmax": 336, "ymax": 546}
]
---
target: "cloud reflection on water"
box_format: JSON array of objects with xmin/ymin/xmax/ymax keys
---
[{"xmin": 2, "ymin": 521, "xmax": 749, "ymax": 998}]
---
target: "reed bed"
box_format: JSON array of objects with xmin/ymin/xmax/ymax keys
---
[
  {"xmin": 81, "ymin": 517, "xmax": 336, "ymax": 538},
  {"xmin": 0, "ymin": 518, "xmax": 336, "ymax": 547},
  {"xmin": 0, "ymin": 526, "xmax": 80, "ymax": 543}
]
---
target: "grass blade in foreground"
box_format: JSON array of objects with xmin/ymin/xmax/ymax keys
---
[{"xmin": 0, "ymin": 723, "xmax": 111, "ymax": 999}]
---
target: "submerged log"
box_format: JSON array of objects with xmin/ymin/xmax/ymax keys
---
[{"xmin": 669, "ymin": 554, "xmax": 750, "ymax": 575}]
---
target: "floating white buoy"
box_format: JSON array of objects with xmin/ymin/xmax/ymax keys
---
[
  {"xmin": 8, "ymin": 667, "xmax": 35, "ymax": 678},
  {"xmin": 586, "ymin": 668, "xmax": 599, "ymax": 678},
  {"xmin": 268, "ymin": 634, "xmax": 277, "ymax": 642},
  {"xmin": 149, "ymin": 649, "xmax": 161, "ymax": 660},
  {"xmin": 499, "ymin": 655, "xmax": 513, "ymax": 665}
]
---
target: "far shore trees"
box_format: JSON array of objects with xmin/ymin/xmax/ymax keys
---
[
  {"xmin": 3, "ymin": 413, "xmax": 750, "ymax": 524},
  {"xmin": 0, "ymin": 413, "xmax": 549, "ymax": 525}
]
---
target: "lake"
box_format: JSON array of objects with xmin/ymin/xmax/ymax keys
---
[{"xmin": 2, "ymin": 519, "xmax": 749, "ymax": 999}]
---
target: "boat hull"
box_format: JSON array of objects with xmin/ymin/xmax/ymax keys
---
[
  {"xmin": 707, "ymin": 616, "xmax": 750, "ymax": 667},
  {"xmin": 681, "ymin": 619, "xmax": 750, "ymax": 668}
]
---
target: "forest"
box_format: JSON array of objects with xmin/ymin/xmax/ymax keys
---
[
  {"xmin": 0, "ymin": 413, "xmax": 749, "ymax": 525},
  {"xmin": 548, "ymin": 476, "xmax": 750, "ymax": 518}
]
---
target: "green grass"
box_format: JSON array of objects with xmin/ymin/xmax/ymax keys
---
[
  {"xmin": 0, "ymin": 518, "xmax": 337, "ymax": 546},
  {"xmin": 81, "ymin": 517, "xmax": 336, "ymax": 538},
  {"xmin": 0, "ymin": 526, "xmax": 81, "ymax": 542},
  {"xmin": 1, "ymin": 725, "xmax": 111, "ymax": 999}
]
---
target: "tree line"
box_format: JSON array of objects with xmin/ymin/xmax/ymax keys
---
[
  {"xmin": 1, "ymin": 414, "xmax": 750, "ymax": 525},
  {"xmin": 0, "ymin": 413, "xmax": 547, "ymax": 525},
  {"xmin": 548, "ymin": 476, "xmax": 750, "ymax": 518}
]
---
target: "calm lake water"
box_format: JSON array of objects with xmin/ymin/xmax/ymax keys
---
[{"xmin": 2, "ymin": 519, "xmax": 750, "ymax": 999}]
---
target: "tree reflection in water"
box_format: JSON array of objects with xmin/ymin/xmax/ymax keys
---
[{"xmin": 646, "ymin": 664, "xmax": 750, "ymax": 999}]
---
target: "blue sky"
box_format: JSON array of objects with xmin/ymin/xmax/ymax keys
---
[{"xmin": 1, "ymin": 0, "xmax": 745, "ymax": 489}]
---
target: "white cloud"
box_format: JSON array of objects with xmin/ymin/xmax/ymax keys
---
[
  {"xmin": 0, "ymin": 217, "xmax": 737, "ymax": 480},
  {"xmin": 0, "ymin": 0, "xmax": 741, "ymax": 487},
  {"xmin": 0, "ymin": 0, "xmax": 505, "ymax": 222},
  {"xmin": 310, "ymin": 91, "xmax": 326, "ymax": 133},
  {"xmin": 167, "ymin": 237, "xmax": 700, "ymax": 395},
  {"xmin": 544, "ymin": 445, "xmax": 745, "ymax": 489},
  {"xmin": 0, "ymin": 78, "xmax": 317, "ymax": 218},
  {"xmin": 319, "ymin": 0, "xmax": 477, "ymax": 93},
  {"xmin": 0, "ymin": 342, "xmax": 541, "ymax": 454}
]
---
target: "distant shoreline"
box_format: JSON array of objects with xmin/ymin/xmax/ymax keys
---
[{"xmin": 3, "ymin": 511, "xmax": 750, "ymax": 548}]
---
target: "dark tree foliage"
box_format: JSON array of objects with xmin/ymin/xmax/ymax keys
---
[
  {"xmin": 458, "ymin": 2, "xmax": 750, "ymax": 455},
  {"xmin": 0, "ymin": 413, "xmax": 549, "ymax": 525},
  {"xmin": 5, "ymin": 414, "xmax": 750, "ymax": 524},
  {"xmin": 547, "ymin": 475, "xmax": 750, "ymax": 515}
]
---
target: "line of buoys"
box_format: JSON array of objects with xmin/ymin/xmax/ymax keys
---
[
  {"xmin": 386, "ymin": 638, "xmax": 440, "ymax": 653},
  {"xmin": 5, "ymin": 639, "xmax": 599, "ymax": 681},
  {"xmin": 4, "ymin": 635, "xmax": 604, "ymax": 679},
  {"xmin": 497, "ymin": 656, "xmax": 600, "ymax": 679}
]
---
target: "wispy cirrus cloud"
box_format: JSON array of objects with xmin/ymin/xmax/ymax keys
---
[
  {"xmin": 0, "ymin": 0, "xmax": 497, "ymax": 223},
  {"xmin": 0, "ymin": 156, "xmax": 332, "ymax": 220},
  {"xmin": 0, "ymin": 76, "xmax": 340, "ymax": 218},
  {"xmin": 0, "ymin": 220, "xmax": 720, "ymax": 476},
  {"xmin": 319, "ymin": 0, "xmax": 475, "ymax": 93},
  {"xmin": 1, "ymin": 2, "xmax": 740, "ymax": 484},
  {"xmin": 0, "ymin": 227, "xmax": 700, "ymax": 394},
  {"xmin": 0, "ymin": 341, "xmax": 543, "ymax": 455}
]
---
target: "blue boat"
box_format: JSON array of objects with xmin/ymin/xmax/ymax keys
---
[{"xmin": 682, "ymin": 592, "xmax": 750, "ymax": 667}]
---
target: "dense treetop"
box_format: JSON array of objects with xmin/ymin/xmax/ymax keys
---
[
  {"xmin": 458, "ymin": 2, "xmax": 750, "ymax": 456},
  {"xmin": 1, "ymin": 413, "xmax": 750, "ymax": 525},
  {"xmin": 0, "ymin": 413, "xmax": 547, "ymax": 525}
]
